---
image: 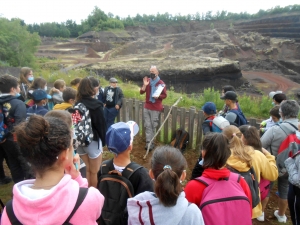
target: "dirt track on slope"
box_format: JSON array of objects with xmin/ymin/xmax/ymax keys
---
[{"xmin": 242, "ymin": 70, "xmax": 300, "ymax": 95}]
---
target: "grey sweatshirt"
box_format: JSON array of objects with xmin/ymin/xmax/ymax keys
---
[
  {"xmin": 127, "ymin": 191, "xmax": 205, "ymax": 225},
  {"xmin": 261, "ymin": 118, "xmax": 299, "ymax": 157}
]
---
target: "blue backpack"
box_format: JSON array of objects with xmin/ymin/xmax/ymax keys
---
[
  {"xmin": 206, "ymin": 116, "xmax": 230, "ymax": 133},
  {"xmin": 0, "ymin": 104, "xmax": 9, "ymax": 142},
  {"xmin": 229, "ymin": 109, "xmax": 248, "ymax": 126}
]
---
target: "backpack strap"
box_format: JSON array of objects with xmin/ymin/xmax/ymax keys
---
[
  {"xmin": 195, "ymin": 173, "xmax": 241, "ymax": 186},
  {"xmin": 63, "ymin": 187, "xmax": 88, "ymax": 225},
  {"xmin": 5, "ymin": 200, "xmax": 22, "ymax": 225},
  {"xmin": 100, "ymin": 159, "xmax": 115, "ymax": 175},
  {"xmin": 5, "ymin": 188, "xmax": 88, "ymax": 225},
  {"xmin": 122, "ymin": 162, "xmax": 143, "ymax": 180}
]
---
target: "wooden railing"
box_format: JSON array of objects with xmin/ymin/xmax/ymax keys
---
[{"xmin": 117, "ymin": 98, "xmax": 261, "ymax": 150}]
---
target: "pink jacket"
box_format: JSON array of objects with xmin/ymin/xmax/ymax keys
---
[{"xmin": 1, "ymin": 174, "xmax": 104, "ymax": 225}]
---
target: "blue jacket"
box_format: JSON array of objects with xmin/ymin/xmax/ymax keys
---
[{"xmin": 27, "ymin": 105, "xmax": 48, "ymax": 116}]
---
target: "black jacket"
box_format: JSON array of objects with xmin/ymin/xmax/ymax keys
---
[
  {"xmin": 0, "ymin": 95, "xmax": 26, "ymax": 140},
  {"xmin": 77, "ymin": 97, "xmax": 106, "ymax": 146},
  {"xmin": 103, "ymin": 86, "xmax": 124, "ymax": 108}
]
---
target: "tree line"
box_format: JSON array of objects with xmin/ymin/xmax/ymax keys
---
[{"xmin": 26, "ymin": 4, "xmax": 300, "ymax": 38}]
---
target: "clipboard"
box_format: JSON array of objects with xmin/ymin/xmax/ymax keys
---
[{"xmin": 152, "ymin": 84, "xmax": 165, "ymax": 97}]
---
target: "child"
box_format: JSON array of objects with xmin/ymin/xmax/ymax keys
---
[
  {"xmin": 201, "ymin": 101, "xmax": 217, "ymax": 135},
  {"xmin": 1, "ymin": 115, "xmax": 104, "ymax": 224},
  {"xmin": 98, "ymin": 121, "xmax": 154, "ymax": 224},
  {"xmin": 185, "ymin": 133, "xmax": 252, "ymax": 225},
  {"xmin": 50, "ymin": 79, "xmax": 66, "ymax": 105},
  {"xmin": 70, "ymin": 78, "xmax": 81, "ymax": 90},
  {"xmin": 260, "ymin": 106, "xmax": 281, "ymax": 134},
  {"xmin": 0, "ymin": 75, "xmax": 30, "ymax": 183},
  {"xmin": 127, "ymin": 146, "xmax": 204, "ymax": 225},
  {"xmin": 18, "ymin": 67, "xmax": 34, "ymax": 102},
  {"xmin": 53, "ymin": 87, "xmax": 76, "ymax": 110},
  {"xmin": 27, "ymin": 89, "xmax": 49, "ymax": 116},
  {"xmin": 226, "ymin": 125, "xmax": 278, "ymax": 220},
  {"xmin": 26, "ymin": 77, "xmax": 49, "ymax": 107},
  {"xmin": 75, "ymin": 77, "xmax": 106, "ymax": 188}
]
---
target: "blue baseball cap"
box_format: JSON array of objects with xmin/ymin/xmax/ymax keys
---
[
  {"xmin": 32, "ymin": 89, "xmax": 48, "ymax": 101},
  {"xmin": 202, "ymin": 102, "xmax": 217, "ymax": 114},
  {"xmin": 106, "ymin": 121, "xmax": 139, "ymax": 155}
]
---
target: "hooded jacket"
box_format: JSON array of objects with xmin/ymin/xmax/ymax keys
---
[
  {"xmin": 127, "ymin": 191, "xmax": 204, "ymax": 225},
  {"xmin": 285, "ymin": 152, "xmax": 300, "ymax": 188},
  {"xmin": 1, "ymin": 174, "xmax": 104, "ymax": 225},
  {"xmin": 0, "ymin": 94, "xmax": 26, "ymax": 140},
  {"xmin": 27, "ymin": 105, "xmax": 48, "ymax": 116},
  {"xmin": 77, "ymin": 97, "xmax": 106, "ymax": 146},
  {"xmin": 261, "ymin": 119, "xmax": 299, "ymax": 157},
  {"xmin": 53, "ymin": 102, "xmax": 73, "ymax": 110},
  {"xmin": 227, "ymin": 148, "xmax": 278, "ymax": 218}
]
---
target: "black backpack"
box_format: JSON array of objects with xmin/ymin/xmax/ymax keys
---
[
  {"xmin": 227, "ymin": 166, "xmax": 260, "ymax": 208},
  {"xmin": 170, "ymin": 128, "xmax": 189, "ymax": 153},
  {"xmin": 98, "ymin": 159, "xmax": 142, "ymax": 225},
  {"xmin": 5, "ymin": 187, "xmax": 88, "ymax": 225},
  {"xmin": 229, "ymin": 109, "xmax": 248, "ymax": 126}
]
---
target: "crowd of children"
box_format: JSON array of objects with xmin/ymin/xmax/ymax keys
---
[{"xmin": 0, "ymin": 68, "xmax": 300, "ymax": 225}]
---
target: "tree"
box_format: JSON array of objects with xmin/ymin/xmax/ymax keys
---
[{"xmin": 0, "ymin": 18, "xmax": 40, "ymax": 67}]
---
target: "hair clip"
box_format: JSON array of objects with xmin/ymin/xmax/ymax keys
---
[
  {"xmin": 232, "ymin": 133, "xmax": 236, "ymax": 137},
  {"xmin": 163, "ymin": 165, "xmax": 172, "ymax": 170}
]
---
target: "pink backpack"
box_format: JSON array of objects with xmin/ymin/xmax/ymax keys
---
[
  {"xmin": 259, "ymin": 178, "xmax": 271, "ymax": 201},
  {"xmin": 195, "ymin": 173, "xmax": 252, "ymax": 225}
]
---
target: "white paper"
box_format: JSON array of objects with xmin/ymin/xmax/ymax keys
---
[{"xmin": 152, "ymin": 84, "xmax": 165, "ymax": 97}]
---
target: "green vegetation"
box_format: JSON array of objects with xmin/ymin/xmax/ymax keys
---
[
  {"xmin": 0, "ymin": 18, "xmax": 40, "ymax": 67},
  {"xmin": 34, "ymin": 70, "xmax": 274, "ymax": 119},
  {"xmin": 4, "ymin": 4, "xmax": 299, "ymax": 38}
]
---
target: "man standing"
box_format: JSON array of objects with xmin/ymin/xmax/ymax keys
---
[
  {"xmin": 140, "ymin": 66, "xmax": 167, "ymax": 150},
  {"xmin": 220, "ymin": 91, "xmax": 247, "ymax": 126},
  {"xmin": 103, "ymin": 77, "xmax": 124, "ymax": 129}
]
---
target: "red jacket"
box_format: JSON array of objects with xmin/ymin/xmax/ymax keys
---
[
  {"xmin": 184, "ymin": 168, "xmax": 252, "ymax": 216},
  {"xmin": 140, "ymin": 78, "xmax": 167, "ymax": 112}
]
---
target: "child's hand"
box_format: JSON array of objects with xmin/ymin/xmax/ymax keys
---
[{"xmin": 65, "ymin": 153, "xmax": 80, "ymax": 179}]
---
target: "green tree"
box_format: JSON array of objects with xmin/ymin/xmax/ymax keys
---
[{"xmin": 0, "ymin": 18, "xmax": 40, "ymax": 67}]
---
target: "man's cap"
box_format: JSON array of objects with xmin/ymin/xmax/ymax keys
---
[
  {"xmin": 269, "ymin": 91, "xmax": 282, "ymax": 99},
  {"xmin": 220, "ymin": 91, "xmax": 238, "ymax": 101},
  {"xmin": 109, "ymin": 77, "xmax": 118, "ymax": 83},
  {"xmin": 32, "ymin": 89, "xmax": 50, "ymax": 101},
  {"xmin": 202, "ymin": 102, "xmax": 216, "ymax": 114},
  {"xmin": 106, "ymin": 121, "xmax": 139, "ymax": 155}
]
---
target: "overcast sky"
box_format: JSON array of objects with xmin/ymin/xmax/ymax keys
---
[{"xmin": 0, "ymin": 0, "xmax": 299, "ymax": 24}]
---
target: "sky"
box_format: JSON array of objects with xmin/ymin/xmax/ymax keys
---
[{"xmin": 0, "ymin": 0, "xmax": 299, "ymax": 24}]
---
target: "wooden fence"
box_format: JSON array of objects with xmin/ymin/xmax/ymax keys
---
[{"xmin": 116, "ymin": 98, "xmax": 261, "ymax": 150}]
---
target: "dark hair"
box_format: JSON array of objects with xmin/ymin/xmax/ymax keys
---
[
  {"xmin": 269, "ymin": 105, "xmax": 280, "ymax": 119},
  {"xmin": 273, "ymin": 93, "xmax": 286, "ymax": 104},
  {"xmin": 202, "ymin": 133, "xmax": 231, "ymax": 169},
  {"xmin": 70, "ymin": 78, "xmax": 82, "ymax": 86},
  {"xmin": 0, "ymin": 74, "xmax": 19, "ymax": 93},
  {"xmin": 29, "ymin": 77, "xmax": 47, "ymax": 91},
  {"xmin": 239, "ymin": 125, "xmax": 262, "ymax": 151},
  {"xmin": 45, "ymin": 110, "xmax": 72, "ymax": 127},
  {"xmin": 151, "ymin": 146, "xmax": 187, "ymax": 207},
  {"xmin": 222, "ymin": 85, "xmax": 235, "ymax": 93},
  {"xmin": 76, "ymin": 77, "xmax": 99, "ymax": 101},
  {"xmin": 63, "ymin": 87, "xmax": 77, "ymax": 102},
  {"xmin": 14, "ymin": 115, "xmax": 71, "ymax": 175}
]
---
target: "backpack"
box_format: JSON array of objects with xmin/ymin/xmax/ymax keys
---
[
  {"xmin": 0, "ymin": 198, "xmax": 4, "ymax": 221},
  {"xmin": 227, "ymin": 166, "xmax": 260, "ymax": 208},
  {"xmin": 229, "ymin": 108, "xmax": 248, "ymax": 126},
  {"xmin": 98, "ymin": 159, "xmax": 142, "ymax": 225},
  {"xmin": 170, "ymin": 128, "xmax": 189, "ymax": 152},
  {"xmin": 71, "ymin": 103, "xmax": 93, "ymax": 147},
  {"xmin": 206, "ymin": 116, "xmax": 230, "ymax": 133},
  {"xmin": 5, "ymin": 187, "xmax": 88, "ymax": 225},
  {"xmin": 195, "ymin": 173, "xmax": 252, "ymax": 225},
  {"xmin": 0, "ymin": 104, "xmax": 9, "ymax": 142},
  {"xmin": 259, "ymin": 178, "xmax": 271, "ymax": 201},
  {"xmin": 275, "ymin": 122, "xmax": 300, "ymax": 177}
]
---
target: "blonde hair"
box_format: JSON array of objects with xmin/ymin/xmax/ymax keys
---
[{"xmin": 223, "ymin": 125, "xmax": 252, "ymax": 167}]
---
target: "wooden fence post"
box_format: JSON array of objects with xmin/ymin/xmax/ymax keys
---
[
  {"xmin": 180, "ymin": 107, "xmax": 186, "ymax": 130},
  {"xmin": 188, "ymin": 106, "xmax": 196, "ymax": 148},
  {"xmin": 196, "ymin": 110, "xmax": 204, "ymax": 150},
  {"xmin": 171, "ymin": 106, "xmax": 178, "ymax": 136},
  {"xmin": 128, "ymin": 99, "xmax": 133, "ymax": 120}
]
